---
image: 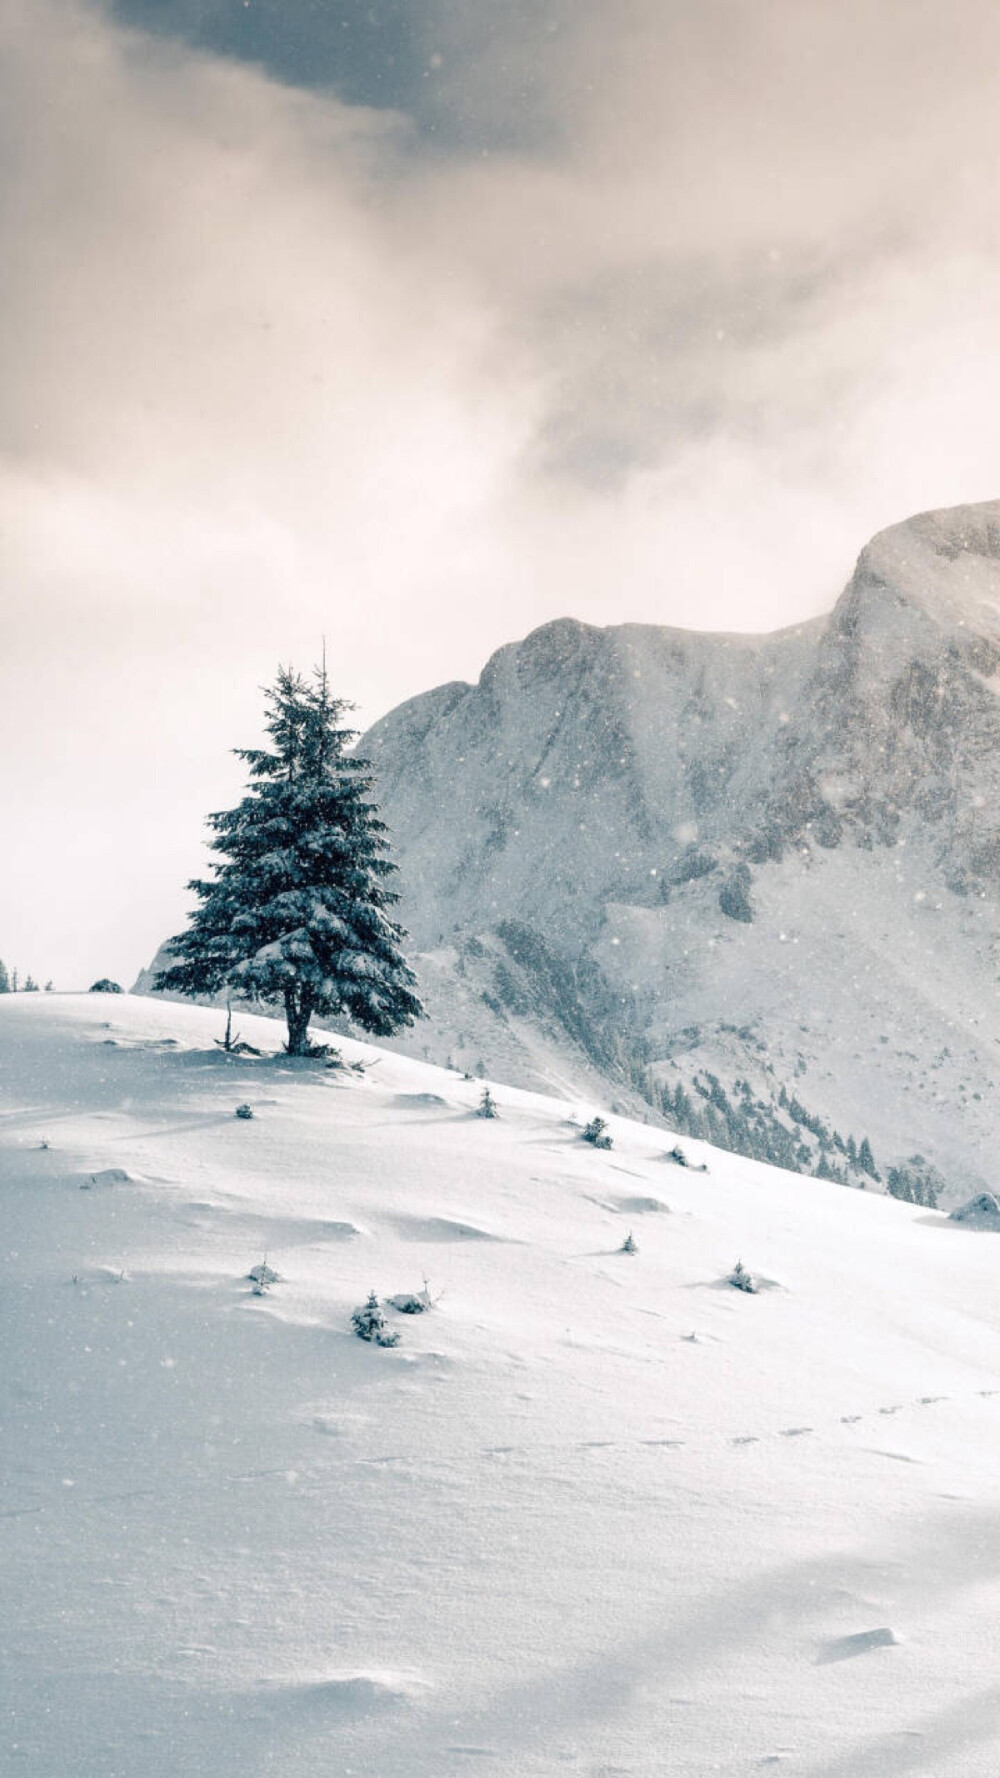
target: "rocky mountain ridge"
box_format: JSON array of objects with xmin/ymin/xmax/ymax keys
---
[{"xmin": 357, "ymin": 500, "xmax": 1000, "ymax": 1201}]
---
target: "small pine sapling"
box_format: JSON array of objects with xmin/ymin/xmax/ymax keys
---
[
  {"xmin": 666, "ymin": 1144, "xmax": 689, "ymax": 1167},
  {"xmin": 477, "ymin": 1086, "xmax": 498, "ymax": 1119},
  {"xmin": 351, "ymin": 1290, "xmax": 400, "ymax": 1347},
  {"xmin": 728, "ymin": 1259, "xmax": 758, "ymax": 1294},
  {"xmin": 235, "ymin": 1102, "xmax": 254, "ymax": 1120},
  {"xmin": 620, "ymin": 1231, "xmax": 638, "ymax": 1254},
  {"xmin": 247, "ymin": 1259, "xmax": 279, "ymax": 1294},
  {"xmin": 582, "ymin": 1116, "xmax": 613, "ymax": 1149}
]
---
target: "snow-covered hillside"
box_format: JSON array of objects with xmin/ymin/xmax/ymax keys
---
[{"xmin": 6, "ymin": 993, "xmax": 1000, "ymax": 1776}]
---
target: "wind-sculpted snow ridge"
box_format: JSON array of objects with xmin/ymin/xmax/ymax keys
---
[
  {"xmin": 351, "ymin": 498, "xmax": 1000, "ymax": 1204},
  {"xmin": 6, "ymin": 992, "xmax": 1000, "ymax": 1777}
]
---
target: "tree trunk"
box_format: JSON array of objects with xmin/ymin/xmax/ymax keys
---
[{"xmin": 284, "ymin": 989, "xmax": 313, "ymax": 1056}]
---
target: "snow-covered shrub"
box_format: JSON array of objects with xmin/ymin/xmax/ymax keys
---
[
  {"xmin": 247, "ymin": 1260, "xmax": 279, "ymax": 1293},
  {"xmin": 89, "ymin": 978, "xmax": 123, "ymax": 994},
  {"xmin": 477, "ymin": 1086, "xmax": 498, "ymax": 1119},
  {"xmin": 620, "ymin": 1231, "xmax": 638, "ymax": 1254},
  {"xmin": 351, "ymin": 1291, "xmax": 400, "ymax": 1346},
  {"xmin": 665, "ymin": 1143, "xmax": 709, "ymax": 1173},
  {"xmin": 389, "ymin": 1276, "xmax": 437, "ymax": 1314},
  {"xmin": 728, "ymin": 1259, "xmax": 758, "ymax": 1293},
  {"xmin": 582, "ymin": 1116, "xmax": 612, "ymax": 1149},
  {"xmin": 235, "ymin": 1102, "xmax": 254, "ymax": 1120}
]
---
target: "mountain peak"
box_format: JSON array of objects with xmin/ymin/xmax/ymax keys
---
[{"xmin": 850, "ymin": 497, "xmax": 1000, "ymax": 639}]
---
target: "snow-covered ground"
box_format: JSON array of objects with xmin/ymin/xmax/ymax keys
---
[{"xmin": 4, "ymin": 992, "xmax": 1000, "ymax": 1776}]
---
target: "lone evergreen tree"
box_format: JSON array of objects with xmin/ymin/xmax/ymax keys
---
[
  {"xmin": 0, "ymin": 960, "xmax": 9, "ymax": 993},
  {"xmin": 155, "ymin": 663, "xmax": 423, "ymax": 1056}
]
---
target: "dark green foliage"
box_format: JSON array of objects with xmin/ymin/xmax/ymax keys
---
[
  {"xmin": 0, "ymin": 960, "xmax": 9, "ymax": 993},
  {"xmin": 886, "ymin": 1156, "xmax": 942, "ymax": 1208},
  {"xmin": 728, "ymin": 1260, "xmax": 758, "ymax": 1293},
  {"xmin": 582, "ymin": 1116, "xmax": 612, "ymax": 1149},
  {"xmin": 491, "ymin": 959, "xmax": 530, "ymax": 1016},
  {"xmin": 858, "ymin": 1137, "xmax": 879, "ymax": 1180},
  {"xmin": 351, "ymin": 1290, "xmax": 400, "ymax": 1347},
  {"xmin": 620, "ymin": 1231, "xmax": 638, "ymax": 1253},
  {"xmin": 235, "ymin": 1103, "xmax": 254, "ymax": 1120},
  {"xmin": 477, "ymin": 1086, "xmax": 498, "ymax": 1119},
  {"xmin": 155, "ymin": 664, "xmax": 423, "ymax": 1056},
  {"xmin": 89, "ymin": 979, "xmax": 123, "ymax": 993},
  {"xmin": 643, "ymin": 1065, "xmax": 882, "ymax": 1189}
]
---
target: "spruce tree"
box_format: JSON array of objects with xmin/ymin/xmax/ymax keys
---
[
  {"xmin": 858, "ymin": 1137, "xmax": 879, "ymax": 1180},
  {"xmin": 155, "ymin": 663, "xmax": 423, "ymax": 1056},
  {"xmin": 0, "ymin": 960, "xmax": 9, "ymax": 993}
]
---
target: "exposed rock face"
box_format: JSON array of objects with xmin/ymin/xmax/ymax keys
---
[
  {"xmin": 364, "ymin": 613, "xmax": 822, "ymax": 951},
  {"xmin": 360, "ymin": 500, "xmax": 1000, "ymax": 1199}
]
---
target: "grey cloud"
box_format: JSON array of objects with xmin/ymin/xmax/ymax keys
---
[{"xmin": 519, "ymin": 248, "xmax": 855, "ymax": 488}]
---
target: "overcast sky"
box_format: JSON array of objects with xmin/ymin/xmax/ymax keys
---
[{"xmin": 4, "ymin": 0, "xmax": 1000, "ymax": 988}]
